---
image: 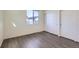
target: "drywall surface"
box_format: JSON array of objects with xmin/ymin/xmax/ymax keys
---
[
  {"xmin": 75, "ymin": 11, "xmax": 79, "ymax": 42},
  {"xmin": 61, "ymin": 10, "xmax": 79, "ymax": 42},
  {"xmin": 4, "ymin": 10, "xmax": 45, "ymax": 39},
  {"xmin": 0, "ymin": 11, "xmax": 4, "ymax": 46},
  {"xmin": 45, "ymin": 10, "xmax": 60, "ymax": 35}
]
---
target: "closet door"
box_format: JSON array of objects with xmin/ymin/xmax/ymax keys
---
[
  {"xmin": 45, "ymin": 10, "xmax": 60, "ymax": 35},
  {"xmin": 61, "ymin": 10, "xmax": 77, "ymax": 41}
]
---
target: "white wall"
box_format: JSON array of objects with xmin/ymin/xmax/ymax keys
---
[
  {"xmin": 75, "ymin": 11, "xmax": 79, "ymax": 41},
  {"xmin": 77, "ymin": 14, "xmax": 79, "ymax": 41},
  {"xmin": 0, "ymin": 11, "xmax": 4, "ymax": 46},
  {"xmin": 45, "ymin": 10, "xmax": 60, "ymax": 35},
  {"xmin": 4, "ymin": 10, "xmax": 45, "ymax": 39}
]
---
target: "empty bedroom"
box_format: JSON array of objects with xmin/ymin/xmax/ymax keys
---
[{"xmin": 0, "ymin": 10, "xmax": 79, "ymax": 48}]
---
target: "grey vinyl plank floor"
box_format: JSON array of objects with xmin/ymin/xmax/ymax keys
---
[{"xmin": 1, "ymin": 31, "xmax": 79, "ymax": 48}]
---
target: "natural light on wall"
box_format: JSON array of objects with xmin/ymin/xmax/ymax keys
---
[
  {"xmin": 12, "ymin": 22, "xmax": 16, "ymax": 27},
  {"xmin": 26, "ymin": 10, "xmax": 39, "ymax": 24}
]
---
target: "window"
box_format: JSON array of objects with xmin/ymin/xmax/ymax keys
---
[{"xmin": 26, "ymin": 10, "xmax": 39, "ymax": 24}]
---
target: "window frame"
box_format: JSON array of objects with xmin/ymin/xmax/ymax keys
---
[{"xmin": 26, "ymin": 10, "xmax": 39, "ymax": 24}]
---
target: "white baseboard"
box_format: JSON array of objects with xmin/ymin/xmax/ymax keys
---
[
  {"xmin": 0, "ymin": 39, "xmax": 3, "ymax": 47},
  {"xmin": 4, "ymin": 30, "xmax": 44, "ymax": 40}
]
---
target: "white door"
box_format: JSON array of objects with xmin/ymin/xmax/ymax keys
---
[
  {"xmin": 61, "ymin": 10, "xmax": 77, "ymax": 42},
  {"xmin": 45, "ymin": 10, "xmax": 60, "ymax": 35}
]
